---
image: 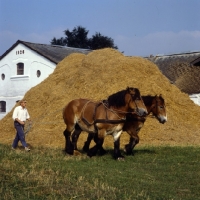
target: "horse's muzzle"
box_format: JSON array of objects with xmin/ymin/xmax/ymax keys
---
[
  {"xmin": 158, "ymin": 115, "xmax": 167, "ymax": 124},
  {"xmin": 135, "ymin": 108, "xmax": 148, "ymax": 117}
]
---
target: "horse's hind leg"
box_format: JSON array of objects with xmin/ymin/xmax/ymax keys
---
[
  {"xmin": 63, "ymin": 128, "xmax": 74, "ymax": 155},
  {"xmin": 71, "ymin": 124, "xmax": 82, "ymax": 150}
]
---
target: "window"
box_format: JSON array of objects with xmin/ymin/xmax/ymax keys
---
[
  {"xmin": 0, "ymin": 101, "xmax": 6, "ymax": 112},
  {"xmin": 1, "ymin": 73, "xmax": 5, "ymax": 80},
  {"xmin": 37, "ymin": 70, "xmax": 41, "ymax": 77},
  {"xmin": 17, "ymin": 63, "xmax": 24, "ymax": 75}
]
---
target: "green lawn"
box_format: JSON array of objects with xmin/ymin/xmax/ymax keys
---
[{"xmin": 0, "ymin": 144, "xmax": 199, "ymax": 200}]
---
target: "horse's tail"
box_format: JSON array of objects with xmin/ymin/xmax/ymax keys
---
[{"xmin": 62, "ymin": 105, "xmax": 67, "ymax": 124}]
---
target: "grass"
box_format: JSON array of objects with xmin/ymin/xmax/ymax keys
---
[{"xmin": 0, "ymin": 144, "xmax": 200, "ymax": 200}]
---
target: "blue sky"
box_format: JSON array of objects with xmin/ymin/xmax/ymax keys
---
[{"xmin": 0, "ymin": 0, "xmax": 200, "ymax": 56}]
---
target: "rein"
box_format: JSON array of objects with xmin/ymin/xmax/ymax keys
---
[
  {"xmin": 24, "ymin": 122, "xmax": 32, "ymax": 135},
  {"xmin": 81, "ymin": 100, "xmax": 128, "ymax": 126},
  {"xmin": 24, "ymin": 108, "xmax": 64, "ymax": 135},
  {"xmin": 94, "ymin": 118, "xmax": 126, "ymax": 124},
  {"xmin": 100, "ymin": 100, "xmax": 137, "ymax": 115}
]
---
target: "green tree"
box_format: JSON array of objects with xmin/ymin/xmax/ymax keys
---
[
  {"xmin": 50, "ymin": 26, "xmax": 118, "ymax": 50},
  {"xmin": 51, "ymin": 37, "xmax": 67, "ymax": 46},
  {"xmin": 88, "ymin": 32, "xmax": 118, "ymax": 50},
  {"xmin": 64, "ymin": 26, "xmax": 89, "ymax": 49}
]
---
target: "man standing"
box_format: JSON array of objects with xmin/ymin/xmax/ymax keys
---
[{"xmin": 12, "ymin": 99, "xmax": 31, "ymax": 151}]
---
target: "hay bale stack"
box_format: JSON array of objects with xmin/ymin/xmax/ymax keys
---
[{"xmin": 0, "ymin": 48, "xmax": 200, "ymax": 149}]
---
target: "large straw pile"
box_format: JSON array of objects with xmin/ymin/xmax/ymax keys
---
[{"xmin": 0, "ymin": 48, "xmax": 200, "ymax": 149}]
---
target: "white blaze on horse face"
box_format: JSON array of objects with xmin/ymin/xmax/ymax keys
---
[{"xmin": 158, "ymin": 114, "xmax": 167, "ymax": 123}]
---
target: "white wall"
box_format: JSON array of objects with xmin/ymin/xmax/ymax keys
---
[
  {"xmin": 0, "ymin": 43, "xmax": 56, "ymax": 119},
  {"xmin": 189, "ymin": 94, "xmax": 200, "ymax": 106}
]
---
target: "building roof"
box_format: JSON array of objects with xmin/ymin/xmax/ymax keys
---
[
  {"xmin": 0, "ymin": 40, "xmax": 92, "ymax": 64},
  {"xmin": 147, "ymin": 51, "xmax": 200, "ymax": 73},
  {"xmin": 146, "ymin": 51, "xmax": 200, "ymax": 94}
]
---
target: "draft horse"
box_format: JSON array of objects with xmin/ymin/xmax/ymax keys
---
[
  {"xmin": 63, "ymin": 87, "xmax": 147, "ymax": 159},
  {"xmin": 73, "ymin": 94, "xmax": 167, "ymax": 157},
  {"xmin": 123, "ymin": 94, "xmax": 167, "ymax": 154}
]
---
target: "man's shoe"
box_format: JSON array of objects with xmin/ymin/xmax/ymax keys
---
[
  {"xmin": 25, "ymin": 147, "xmax": 30, "ymax": 151},
  {"xmin": 11, "ymin": 147, "xmax": 16, "ymax": 150}
]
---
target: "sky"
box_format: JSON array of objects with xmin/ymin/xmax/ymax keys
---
[{"xmin": 1, "ymin": 0, "xmax": 200, "ymax": 57}]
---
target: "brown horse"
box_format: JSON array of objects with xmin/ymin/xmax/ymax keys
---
[
  {"xmin": 63, "ymin": 87, "xmax": 147, "ymax": 159},
  {"xmin": 123, "ymin": 94, "xmax": 167, "ymax": 154},
  {"xmin": 72, "ymin": 94, "xmax": 167, "ymax": 158}
]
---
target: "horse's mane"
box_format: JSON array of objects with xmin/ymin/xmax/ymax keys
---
[
  {"xmin": 142, "ymin": 95, "xmax": 165, "ymax": 107},
  {"xmin": 142, "ymin": 95, "xmax": 154, "ymax": 107},
  {"xmin": 107, "ymin": 89, "xmax": 127, "ymax": 108},
  {"xmin": 159, "ymin": 95, "xmax": 165, "ymax": 103},
  {"xmin": 107, "ymin": 87, "xmax": 139, "ymax": 108}
]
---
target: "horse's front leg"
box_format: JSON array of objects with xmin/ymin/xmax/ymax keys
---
[
  {"xmin": 87, "ymin": 132, "xmax": 104, "ymax": 157},
  {"xmin": 113, "ymin": 131, "xmax": 124, "ymax": 160},
  {"xmin": 124, "ymin": 135, "xmax": 139, "ymax": 155},
  {"xmin": 63, "ymin": 128, "xmax": 74, "ymax": 155},
  {"xmin": 124, "ymin": 123, "xmax": 142, "ymax": 155},
  {"xmin": 83, "ymin": 132, "xmax": 94, "ymax": 152},
  {"xmin": 93, "ymin": 133, "xmax": 107, "ymax": 155}
]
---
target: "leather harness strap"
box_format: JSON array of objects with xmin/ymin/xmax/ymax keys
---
[{"xmin": 82, "ymin": 100, "xmax": 127, "ymax": 127}]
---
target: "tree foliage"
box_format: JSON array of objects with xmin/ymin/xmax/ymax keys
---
[{"xmin": 50, "ymin": 26, "xmax": 118, "ymax": 50}]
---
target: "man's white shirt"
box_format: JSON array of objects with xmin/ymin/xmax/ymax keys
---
[{"xmin": 12, "ymin": 106, "xmax": 30, "ymax": 121}]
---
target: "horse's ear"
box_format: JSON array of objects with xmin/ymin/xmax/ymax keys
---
[{"xmin": 126, "ymin": 86, "xmax": 129, "ymax": 90}]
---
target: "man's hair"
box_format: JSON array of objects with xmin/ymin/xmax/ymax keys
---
[{"xmin": 19, "ymin": 99, "xmax": 27, "ymax": 104}]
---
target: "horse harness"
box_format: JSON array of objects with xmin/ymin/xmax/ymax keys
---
[{"xmin": 81, "ymin": 100, "xmax": 126, "ymax": 129}]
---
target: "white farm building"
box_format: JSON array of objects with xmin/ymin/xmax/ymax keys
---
[{"xmin": 0, "ymin": 40, "xmax": 91, "ymax": 120}]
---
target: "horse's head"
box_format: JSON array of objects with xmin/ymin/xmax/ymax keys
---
[
  {"xmin": 150, "ymin": 94, "xmax": 167, "ymax": 124},
  {"xmin": 126, "ymin": 87, "xmax": 148, "ymax": 116}
]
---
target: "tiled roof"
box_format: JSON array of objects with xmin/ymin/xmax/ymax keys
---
[
  {"xmin": 146, "ymin": 52, "xmax": 200, "ymax": 94},
  {"xmin": 0, "ymin": 40, "xmax": 92, "ymax": 64}
]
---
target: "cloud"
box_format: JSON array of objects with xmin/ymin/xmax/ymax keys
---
[{"xmin": 116, "ymin": 30, "xmax": 200, "ymax": 56}]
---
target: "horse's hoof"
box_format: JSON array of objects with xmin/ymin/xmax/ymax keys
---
[
  {"xmin": 99, "ymin": 149, "xmax": 107, "ymax": 156},
  {"xmin": 87, "ymin": 152, "xmax": 93, "ymax": 158},
  {"xmin": 117, "ymin": 157, "xmax": 125, "ymax": 161},
  {"xmin": 82, "ymin": 146, "xmax": 89, "ymax": 152},
  {"xmin": 65, "ymin": 152, "xmax": 73, "ymax": 156},
  {"xmin": 125, "ymin": 151, "xmax": 132, "ymax": 155},
  {"xmin": 73, "ymin": 150, "xmax": 82, "ymax": 156},
  {"xmin": 66, "ymin": 150, "xmax": 74, "ymax": 155},
  {"xmin": 124, "ymin": 147, "xmax": 133, "ymax": 155}
]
